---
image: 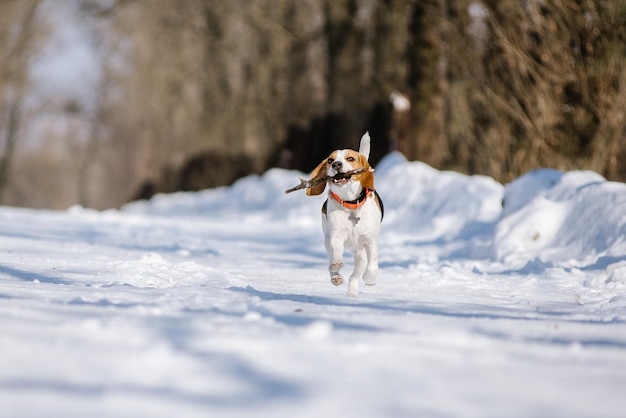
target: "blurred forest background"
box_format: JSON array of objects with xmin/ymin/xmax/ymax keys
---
[{"xmin": 1, "ymin": 0, "xmax": 625, "ymax": 209}]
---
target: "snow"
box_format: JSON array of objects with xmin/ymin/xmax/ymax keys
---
[{"xmin": 1, "ymin": 152, "xmax": 626, "ymax": 417}]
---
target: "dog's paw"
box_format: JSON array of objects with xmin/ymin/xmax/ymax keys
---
[
  {"xmin": 363, "ymin": 273, "xmax": 377, "ymax": 286},
  {"xmin": 331, "ymin": 275, "xmax": 344, "ymax": 286},
  {"xmin": 346, "ymin": 288, "xmax": 358, "ymax": 297},
  {"xmin": 330, "ymin": 261, "xmax": 344, "ymax": 271}
]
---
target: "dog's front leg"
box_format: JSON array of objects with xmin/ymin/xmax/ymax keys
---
[{"xmin": 326, "ymin": 236, "xmax": 345, "ymax": 286}]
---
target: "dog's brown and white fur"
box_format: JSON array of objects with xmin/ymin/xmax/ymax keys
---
[{"xmin": 307, "ymin": 132, "xmax": 383, "ymax": 297}]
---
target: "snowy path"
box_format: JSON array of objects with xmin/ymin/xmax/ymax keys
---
[{"xmin": 1, "ymin": 155, "xmax": 626, "ymax": 417}]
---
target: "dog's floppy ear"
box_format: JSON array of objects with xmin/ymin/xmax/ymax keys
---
[
  {"xmin": 306, "ymin": 159, "xmax": 328, "ymax": 196},
  {"xmin": 357, "ymin": 155, "xmax": 375, "ymax": 190}
]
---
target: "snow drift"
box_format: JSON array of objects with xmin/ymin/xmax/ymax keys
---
[{"xmin": 128, "ymin": 151, "xmax": 626, "ymax": 272}]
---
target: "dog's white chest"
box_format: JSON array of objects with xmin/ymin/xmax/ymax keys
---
[{"xmin": 324, "ymin": 198, "xmax": 381, "ymax": 244}]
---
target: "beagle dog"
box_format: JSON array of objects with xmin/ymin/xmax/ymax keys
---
[{"xmin": 307, "ymin": 132, "xmax": 383, "ymax": 297}]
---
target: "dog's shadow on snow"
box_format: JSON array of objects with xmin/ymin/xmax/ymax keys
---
[
  {"xmin": 228, "ymin": 285, "xmax": 383, "ymax": 332},
  {"xmin": 229, "ymin": 284, "xmax": 506, "ymax": 325}
]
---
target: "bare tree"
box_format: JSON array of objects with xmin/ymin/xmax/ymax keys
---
[
  {"xmin": 473, "ymin": 0, "xmax": 626, "ymax": 181},
  {"xmin": 0, "ymin": 0, "xmax": 42, "ymax": 203},
  {"xmin": 2, "ymin": 0, "xmax": 624, "ymax": 209}
]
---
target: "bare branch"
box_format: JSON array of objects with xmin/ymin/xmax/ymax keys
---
[{"xmin": 284, "ymin": 167, "xmax": 373, "ymax": 194}]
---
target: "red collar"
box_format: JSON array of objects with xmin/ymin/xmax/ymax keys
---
[{"xmin": 329, "ymin": 188, "xmax": 373, "ymax": 210}]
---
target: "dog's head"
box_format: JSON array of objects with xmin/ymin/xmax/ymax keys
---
[{"xmin": 307, "ymin": 132, "xmax": 374, "ymax": 196}]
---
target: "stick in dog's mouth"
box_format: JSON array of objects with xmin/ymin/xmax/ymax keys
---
[{"xmin": 284, "ymin": 167, "xmax": 373, "ymax": 194}]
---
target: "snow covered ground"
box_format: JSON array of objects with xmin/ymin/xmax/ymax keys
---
[{"xmin": 1, "ymin": 152, "xmax": 626, "ymax": 418}]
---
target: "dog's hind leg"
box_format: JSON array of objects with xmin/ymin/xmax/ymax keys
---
[
  {"xmin": 346, "ymin": 248, "xmax": 367, "ymax": 297},
  {"xmin": 363, "ymin": 242, "xmax": 379, "ymax": 286}
]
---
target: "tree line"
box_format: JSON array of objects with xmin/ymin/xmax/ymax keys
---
[{"xmin": 1, "ymin": 0, "xmax": 625, "ymax": 209}]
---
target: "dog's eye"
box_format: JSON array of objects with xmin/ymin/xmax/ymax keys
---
[
  {"xmin": 327, "ymin": 158, "xmax": 334, "ymax": 164},
  {"xmin": 347, "ymin": 156, "xmax": 355, "ymax": 162}
]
